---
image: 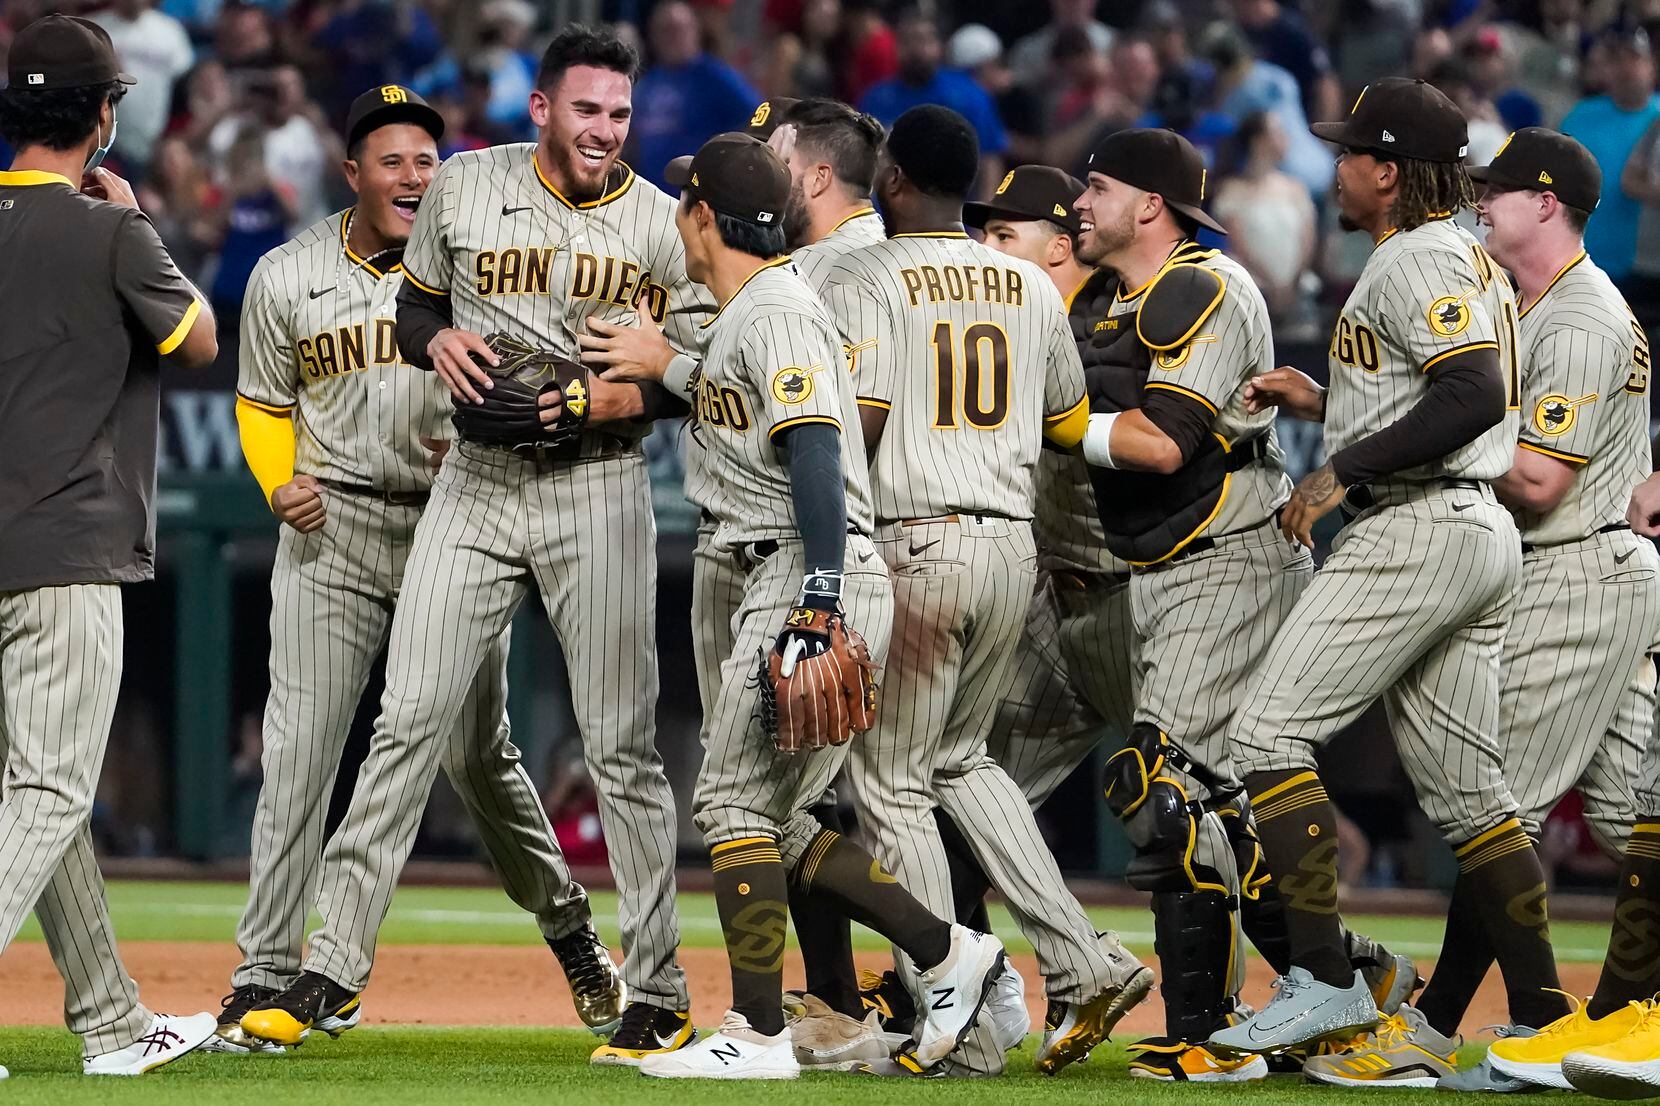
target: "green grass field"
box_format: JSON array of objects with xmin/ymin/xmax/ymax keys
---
[{"xmin": 0, "ymin": 881, "xmax": 1619, "ymax": 1103}]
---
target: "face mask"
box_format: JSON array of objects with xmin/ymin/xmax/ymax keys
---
[{"xmin": 85, "ymin": 102, "xmax": 118, "ymax": 173}]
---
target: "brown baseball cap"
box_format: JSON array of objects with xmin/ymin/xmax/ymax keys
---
[
  {"xmin": 665, "ymin": 132, "xmax": 789, "ymax": 226},
  {"xmin": 1086, "ymin": 128, "xmax": 1225, "ymax": 234},
  {"xmin": 1468, "ymin": 127, "xmax": 1600, "ymax": 213},
  {"xmin": 963, "ymin": 165, "xmax": 1085, "ymax": 234},
  {"xmin": 7, "ymin": 15, "xmax": 135, "ymax": 91},
  {"xmin": 344, "ymin": 84, "xmax": 445, "ymax": 151},
  {"xmin": 744, "ymin": 97, "xmax": 799, "ymax": 140},
  {"xmin": 1311, "ymin": 77, "xmax": 1469, "ymax": 164}
]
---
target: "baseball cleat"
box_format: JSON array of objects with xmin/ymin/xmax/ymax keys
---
[
  {"xmin": 639, "ymin": 1010, "xmax": 799, "ymax": 1079},
  {"xmin": 590, "ymin": 1002, "xmax": 696, "ymax": 1066},
  {"xmin": 549, "ymin": 925, "xmax": 627, "ymax": 1035},
  {"xmin": 1035, "ymin": 965, "xmax": 1155, "ymax": 1074},
  {"xmin": 1562, "ymin": 1000, "xmax": 1660, "ymax": 1099},
  {"xmin": 1302, "ymin": 1005, "xmax": 1458, "ymax": 1088},
  {"xmin": 908, "ymin": 924, "xmax": 1006, "ymax": 1067},
  {"xmin": 790, "ymin": 995, "xmax": 904, "ymax": 1070},
  {"xmin": 199, "ymin": 985, "xmax": 288, "ymax": 1055},
  {"xmin": 987, "ymin": 963, "xmax": 1032, "ymax": 1053},
  {"xmin": 0, "ymin": 1064, "xmax": 7, "ymax": 1080},
  {"xmin": 83, "ymin": 1012, "xmax": 216, "ymax": 1076},
  {"xmin": 1209, "ymin": 967, "xmax": 1378, "ymax": 1056},
  {"xmin": 857, "ymin": 968, "xmax": 916, "ymax": 1035},
  {"xmin": 1435, "ymin": 1025, "xmax": 1539, "ymax": 1093},
  {"xmin": 239, "ymin": 971, "xmax": 361, "ymax": 1047},
  {"xmin": 1488, "ymin": 994, "xmax": 1645, "ymax": 1090},
  {"xmin": 1347, "ymin": 932, "xmax": 1424, "ymax": 1017},
  {"xmin": 1127, "ymin": 1039, "xmax": 1270, "ymax": 1082}
]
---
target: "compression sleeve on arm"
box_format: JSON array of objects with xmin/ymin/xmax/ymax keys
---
[
  {"xmin": 636, "ymin": 380, "xmax": 692, "ymax": 422},
  {"xmin": 779, "ymin": 421, "xmax": 848, "ymax": 573},
  {"xmin": 1327, "ymin": 345, "xmax": 1506, "ymax": 487},
  {"xmin": 395, "ymin": 278, "xmax": 454, "ymax": 371},
  {"xmin": 235, "ymin": 395, "xmax": 297, "ymax": 506},
  {"xmin": 1141, "ymin": 388, "xmax": 1218, "ymax": 464}
]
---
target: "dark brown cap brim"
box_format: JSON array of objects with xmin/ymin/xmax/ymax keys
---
[
  {"xmin": 1465, "ymin": 163, "xmax": 1524, "ymax": 189},
  {"xmin": 116, "ymin": 70, "xmax": 135, "ymax": 85},
  {"xmin": 1310, "ymin": 120, "xmax": 1356, "ymax": 146},
  {"xmin": 1168, "ymin": 198, "xmax": 1226, "ymax": 235},
  {"xmin": 664, "ymin": 155, "xmax": 694, "ymax": 190}
]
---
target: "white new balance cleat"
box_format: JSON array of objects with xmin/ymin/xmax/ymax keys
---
[
  {"xmin": 909, "ymin": 925, "xmax": 1007, "ymax": 1067},
  {"xmin": 639, "ymin": 1010, "xmax": 800, "ymax": 1080}
]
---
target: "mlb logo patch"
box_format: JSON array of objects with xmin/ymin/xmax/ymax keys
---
[
  {"xmin": 27, "ymin": 73, "xmax": 44, "ymax": 85},
  {"xmin": 757, "ymin": 211, "xmax": 774, "ymax": 223}
]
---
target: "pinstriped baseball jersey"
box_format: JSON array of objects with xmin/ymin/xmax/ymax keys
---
[
  {"xmin": 791, "ymin": 207, "xmax": 885, "ymax": 290},
  {"xmin": 401, "ymin": 145, "xmax": 713, "ymax": 438},
  {"xmin": 239, "ymin": 211, "xmax": 448, "ymax": 493},
  {"xmin": 821, "ymin": 232, "xmax": 1086, "ymax": 521},
  {"xmin": 690, "ymin": 259, "xmax": 874, "ymax": 545},
  {"xmin": 1109, "ymin": 249, "xmax": 1292, "ymax": 534},
  {"xmin": 1512, "ymin": 251, "xmax": 1651, "ymax": 545},
  {"xmin": 1326, "ymin": 217, "xmax": 1520, "ymax": 478}
]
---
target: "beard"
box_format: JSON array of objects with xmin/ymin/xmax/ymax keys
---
[
  {"xmin": 1338, "ymin": 211, "xmax": 1360, "ymax": 232},
  {"xmin": 548, "ymin": 141, "xmax": 617, "ymax": 199},
  {"xmin": 1075, "ymin": 205, "xmax": 1134, "ymax": 265},
  {"xmin": 783, "ymin": 177, "xmax": 811, "ymax": 250}
]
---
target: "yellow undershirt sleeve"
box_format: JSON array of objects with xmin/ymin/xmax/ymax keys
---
[{"xmin": 235, "ymin": 395, "xmax": 297, "ymax": 507}]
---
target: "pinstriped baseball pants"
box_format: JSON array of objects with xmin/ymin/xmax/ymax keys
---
[{"xmin": 0, "ymin": 584, "xmax": 154, "ymax": 1056}]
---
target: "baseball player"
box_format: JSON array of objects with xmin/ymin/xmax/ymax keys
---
[
  {"xmin": 214, "ymin": 85, "xmax": 618, "ymax": 1054},
  {"xmin": 1344, "ymin": 129, "xmax": 1660, "ymax": 1092},
  {"xmin": 1072, "ymin": 128, "xmax": 1420, "ymax": 1081},
  {"xmin": 819, "ymin": 105, "xmax": 1148, "ymax": 1078},
  {"xmin": 241, "ymin": 27, "xmax": 699, "ymax": 1063},
  {"xmin": 1210, "ymin": 78, "xmax": 1566, "ymax": 1062},
  {"xmin": 600, "ymin": 131, "xmax": 1007, "ymax": 1081},
  {"xmin": 0, "ymin": 14, "xmax": 220, "ymax": 1076}
]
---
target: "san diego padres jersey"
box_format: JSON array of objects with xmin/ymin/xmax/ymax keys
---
[
  {"xmin": 689, "ymin": 258, "xmax": 874, "ymax": 545},
  {"xmin": 239, "ymin": 210, "xmax": 446, "ymax": 493},
  {"xmin": 792, "ymin": 207, "xmax": 885, "ymax": 291},
  {"xmin": 401, "ymin": 145, "xmax": 713, "ymax": 445},
  {"xmin": 1326, "ymin": 216, "xmax": 1520, "ymax": 480},
  {"xmin": 822, "ymin": 232, "xmax": 1086, "ymax": 522},
  {"xmin": 1104, "ymin": 248, "xmax": 1293, "ymax": 534},
  {"xmin": 1511, "ymin": 251, "xmax": 1650, "ymax": 544}
]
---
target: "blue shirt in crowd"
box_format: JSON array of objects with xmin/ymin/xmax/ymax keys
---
[
  {"xmin": 1561, "ymin": 93, "xmax": 1660, "ymax": 281},
  {"xmin": 631, "ymin": 55, "xmax": 759, "ymax": 191},
  {"xmin": 860, "ymin": 68, "xmax": 1009, "ymax": 156}
]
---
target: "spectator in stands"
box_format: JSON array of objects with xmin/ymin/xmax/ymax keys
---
[
  {"xmin": 1202, "ymin": 21, "xmax": 1332, "ymax": 197},
  {"xmin": 1144, "ymin": 65, "xmax": 1237, "ymax": 171},
  {"xmin": 631, "ymin": 0, "xmax": 759, "ymax": 190},
  {"xmin": 167, "ymin": 58, "xmax": 234, "ymax": 147},
  {"xmin": 90, "ymin": 0, "xmax": 194, "ymax": 179},
  {"xmin": 835, "ymin": 0, "xmax": 897, "ymax": 104},
  {"xmin": 470, "ymin": 0, "xmax": 539, "ymax": 138},
  {"xmin": 1228, "ymin": 0, "xmax": 1341, "ymax": 124},
  {"xmin": 1006, "ymin": 0, "xmax": 1114, "ymax": 90},
  {"xmin": 1213, "ymin": 111, "xmax": 1317, "ymax": 332},
  {"xmin": 949, "ymin": 23, "xmax": 1042, "ymax": 166},
  {"xmin": 209, "ymin": 122, "xmax": 294, "ymax": 329},
  {"xmin": 761, "ymin": 0, "xmax": 841, "ymax": 100},
  {"xmin": 1143, "ymin": 0, "xmax": 1214, "ymax": 97},
  {"xmin": 310, "ymin": 0, "xmax": 444, "ymax": 120},
  {"xmin": 1331, "ymin": 0, "xmax": 1416, "ymax": 95},
  {"xmin": 1620, "ymin": 111, "xmax": 1660, "ymax": 342},
  {"xmin": 212, "ymin": 2, "xmax": 278, "ymax": 72},
  {"xmin": 208, "ymin": 64, "xmax": 337, "ymax": 226},
  {"xmin": 1042, "ymin": 31, "xmax": 1158, "ymax": 174},
  {"xmin": 1427, "ymin": 57, "xmax": 1508, "ymax": 166},
  {"xmin": 1561, "ymin": 24, "xmax": 1659, "ymax": 285},
  {"xmin": 1464, "ymin": 24, "xmax": 1544, "ymax": 130},
  {"xmin": 137, "ymin": 136, "xmax": 219, "ymax": 281},
  {"xmin": 1505, "ymin": 0, "xmax": 1586, "ymax": 126},
  {"xmin": 861, "ymin": 4, "xmax": 1006, "ymax": 194}
]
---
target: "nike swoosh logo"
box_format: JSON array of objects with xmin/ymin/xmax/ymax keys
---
[
  {"xmin": 309, "ymin": 287, "xmax": 332, "ymax": 300},
  {"xmin": 1451, "ymin": 502, "xmax": 1473, "ymax": 512},
  {"xmin": 654, "ymin": 1029, "xmax": 681, "ymax": 1049},
  {"xmin": 502, "ymin": 204, "xmax": 532, "ymax": 216},
  {"xmin": 1616, "ymin": 549, "xmax": 1636, "ymax": 564},
  {"xmin": 856, "ymin": 550, "xmax": 874, "ymax": 563},
  {"xmin": 909, "ymin": 539, "xmax": 941, "ymax": 557}
]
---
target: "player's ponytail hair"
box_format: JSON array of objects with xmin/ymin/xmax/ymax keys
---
[{"xmin": 1387, "ymin": 155, "xmax": 1476, "ymax": 233}]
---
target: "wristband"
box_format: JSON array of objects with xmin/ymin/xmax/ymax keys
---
[
  {"xmin": 797, "ymin": 567, "xmax": 843, "ymax": 611},
  {"xmin": 1082, "ymin": 411, "xmax": 1120, "ymax": 469}
]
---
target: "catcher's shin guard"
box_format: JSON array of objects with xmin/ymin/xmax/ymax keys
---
[
  {"xmin": 1106, "ymin": 723, "xmax": 1246, "ymax": 1041},
  {"xmin": 1217, "ymin": 799, "xmax": 1293, "ymax": 976}
]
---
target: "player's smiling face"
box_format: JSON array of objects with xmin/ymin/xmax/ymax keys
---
[
  {"xmin": 1474, "ymin": 185, "xmax": 1538, "ymax": 270},
  {"xmin": 1073, "ymin": 173, "xmax": 1135, "ymax": 266},
  {"xmin": 345, "ymin": 123, "xmax": 438, "ymax": 247},
  {"xmin": 531, "ymin": 64, "xmax": 633, "ymax": 199}
]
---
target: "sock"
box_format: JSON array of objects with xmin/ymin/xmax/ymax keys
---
[
  {"xmin": 1239, "ymin": 884, "xmax": 1294, "ymax": 976},
  {"xmin": 1589, "ymin": 820, "xmax": 1660, "ymax": 1018},
  {"xmin": 1454, "ymin": 818, "xmax": 1570, "ymax": 1028},
  {"xmin": 1244, "ymin": 769, "xmax": 1351, "ymax": 987},
  {"xmin": 787, "ymin": 802, "xmax": 860, "ymax": 1016},
  {"xmin": 1412, "ymin": 872, "xmax": 1495, "ymax": 1037},
  {"xmin": 710, "ymin": 837, "xmax": 789, "ymax": 1035},
  {"xmin": 935, "ymin": 808, "xmax": 994, "ymax": 930},
  {"xmin": 795, "ymin": 829, "xmax": 952, "ymax": 971}
]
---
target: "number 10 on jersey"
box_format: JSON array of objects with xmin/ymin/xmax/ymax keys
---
[{"xmin": 931, "ymin": 320, "xmax": 1012, "ymax": 430}]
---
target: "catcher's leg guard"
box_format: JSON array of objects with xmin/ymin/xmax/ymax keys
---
[
  {"xmin": 1105, "ymin": 724, "xmax": 1245, "ymax": 1042},
  {"xmin": 1217, "ymin": 799, "xmax": 1293, "ymax": 976}
]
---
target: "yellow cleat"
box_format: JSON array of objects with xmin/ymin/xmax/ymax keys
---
[
  {"xmin": 1562, "ymin": 1000, "xmax": 1660, "ymax": 1100},
  {"xmin": 1489, "ymin": 993, "xmax": 1646, "ymax": 1090},
  {"xmin": 590, "ymin": 1003, "xmax": 696, "ymax": 1067},
  {"xmin": 1128, "ymin": 1040, "xmax": 1269, "ymax": 1082},
  {"xmin": 239, "ymin": 971, "xmax": 362, "ymax": 1047},
  {"xmin": 1034, "ymin": 967, "xmax": 1155, "ymax": 1075},
  {"xmin": 1302, "ymin": 1006, "xmax": 1458, "ymax": 1088}
]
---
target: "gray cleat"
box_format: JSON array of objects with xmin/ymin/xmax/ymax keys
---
[
  {"xmin": 1438, "ymin": 1027, "xmax": 1541, "ymax": 1094},
  {"xmin": 1209, "ymin": 967, "xmax": 1379, "ymax": 1056}
]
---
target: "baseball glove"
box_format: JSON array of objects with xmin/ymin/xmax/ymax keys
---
[
  {"xmin": 450, "ymin": 332, "xmax": 590, "ymax": 450},
  {"xmin": 757, "ymin": 606, "xmax": 878, "ymax": 753}
]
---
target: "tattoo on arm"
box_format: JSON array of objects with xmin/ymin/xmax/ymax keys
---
[{"xmin": 1296, "ymin": 461, "xmax": 1340, "ymax": 503}]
